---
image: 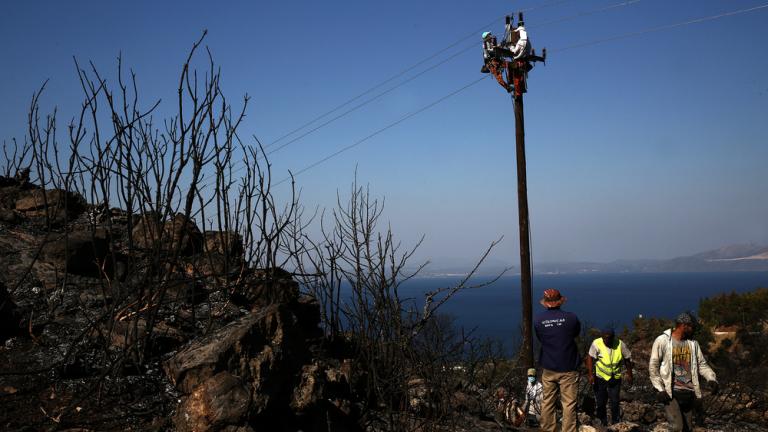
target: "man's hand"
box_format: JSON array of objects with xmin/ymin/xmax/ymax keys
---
[
  {"xmin": 625, "ymin": 373, "xmax": 633, "ymax": 387},
  {"xmin": 656, "ymin": 390, "xmax": 670, "ymax": 403},
  {"xmin": 707, "ymin": 380, "xmax": 720, "ymax": 395}
]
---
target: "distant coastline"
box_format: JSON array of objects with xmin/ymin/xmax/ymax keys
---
[
  {"xmin": 417, "ymin": 243, "xmax": 768, "ymax": 277},
  {"xmin": 398, "ymin": 271, "xmax": 768, "ymax": 347}
]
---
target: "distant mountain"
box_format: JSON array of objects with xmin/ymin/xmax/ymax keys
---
[
  {"xmin": 414, "ymin": 257, "xmax": 513, "ymax": 278},
  {"xmin": 691, "ymin": 244, "xmax": 768, "ymax": 260},
  {"xmin": 534, "ymin": 244, "xmax": 768, "ymax": 274},
  {"xmin": 418, "ymin": 244, "xmax": 768, "ymax": 276}
]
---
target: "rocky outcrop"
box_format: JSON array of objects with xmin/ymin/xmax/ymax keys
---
[
  {"xmin": 292, "ymin": 364, "xmax": 324, "ymax": 413},
  {"xmin": 131, "ymin": 212, "xmax": 203, "ymax": 256},
  {"xmin": 0, "ymin": 177, "xmax": 32, "ymax": 213},
  {"xmin": 0, "ymin": 281, "xmax": 23, "ymax": 343},
  {"xmin": 186, "ymin": 231, "xmax": 245, "ymax": 279},
  {"xmin": 230, "ymin": 267, "xmax": 299, "ymax": 309},
  {"xmin": 0, "ymin": 207, "xmax": 18, "ymax": 224},
  {"xmin": 14, "ymin": 188, "xmax": 86, "ymax": 226},
  {"xmin": 174, "ymin": 372, "xmax": 251, "ymax": 432},
  {"xmin": 204, "ymin": 231, "xmax": 243, "ymax": 258},
  {"xmin": 163, "ymin": 294, "xmax": 358, "ymax": 431},
  {"xmin": 3, "ymin": 176, "xmax": 763, "ymax": 432},
  {"xmin": 106, "ymin": 318, "xmax": 185, "ymax": 354},
  {"xmin": 40, "ymin": 229, "xmax": 110, "ymax": 276},
  {"xmin": 130, "ymin": 212, "xmax": 162, "ymax": 250},
  {"xmin": 164, "ymin": 213, "xmax": 203, "ymax": 256},
  {"xmin": 165, "ymin": 303, "xmax": 313, "ymax": 429},
  {"xmin": 0, "ymin": 178, "xmax": 86, "ymax": 227},
  {"xmin": 608, "ymin": 422, "xmax": 643, "ymax": 432},
  {"xmin": 622, "ymin": 400, "xmax": 660, "ymax": 424},
  {"xmin": 164, "ymin": 309, "xmax": 276, "ymax": 394}
]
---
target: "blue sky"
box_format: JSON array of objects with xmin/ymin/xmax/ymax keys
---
[{"xmin": 1, "ymin": 0, "xmax": 767, "ymax": 265}]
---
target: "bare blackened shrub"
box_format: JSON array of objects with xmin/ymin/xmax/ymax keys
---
[
  {"xmin": 0, "ymin": 32, "xmax": 310, "ymax": 428},
  {"xmin": 291, "ymin": 176, "xmax": 509, "ymax": 429},
  {"xmin": 2, "ymin": 32, "xmax": 510, "ymax": 430}
]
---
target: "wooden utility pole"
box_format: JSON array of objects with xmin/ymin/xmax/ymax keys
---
[
  {"xmin": 482, "ymin": 12, "xmax": 545, "ymax": 368},
  {"xmin": 508, "ymin": 11, "xmax": 546, "ymax": 369},
  {"xmin": 513, "ymin": 87, "xmax": 534, "ymax": 369}
]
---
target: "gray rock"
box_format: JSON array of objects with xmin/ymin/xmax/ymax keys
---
[
  {"xmin": 622, "ymin": 400, "xmax": 658, "ymax": 424},
  {"xmin": 40, "ymin": 230, "xmax": 110, "ymax": 276},
  {"xmin": 231, "ymin": 267, "xmax": 299, "ymax": 309},
  {"xmin": 174, "ymin": 372, "xmax": 250, "ymax": 432},
  {"xmin": 0, "ymin": 281, "xmax": 22, "ymax": 343},
  {"xmin": 204, "ymin": 231, "xmax": 243, "ymax": 260},
  {"xmin": 163, "ymin": 213, "xmax": 203, "ymax": 256},
  {"xmin": 130, "ymin": 212, "xmax": 162, "ymax": 250},
  {"xmin": 607, "ymin": 421, "xmax": 642, "ymax": 432},
  {"xmin": 0, "ymin": 208, "xmax": 18, "ymax": 224},
  {"xmin": 164, "ymin": 310, "xmax": 266, "ymax": 394},
  {"xmin": 14, "ymin": 188, "xmax": 85, "ymax": 225},
  {"xmin": 164, "ymin": 304, "xmax": 306, "ymax": 397},
  {"xmin": 106, "ymin": 318, "xmax": 185, "ymax": 353},
  {"xmin": 292, "ymin": 364, "xmax": 322, "ymax": 413},
  {"xmin": 130, "ymin": 212, "xmax": 203, "ymax": 257},
  {"xmin": 220, "ymin": 426, "xmax": 255, "ymax": 432},
  {"xmin": 131, "ymin": 213, "xmax": 203, "ymax": 256}
]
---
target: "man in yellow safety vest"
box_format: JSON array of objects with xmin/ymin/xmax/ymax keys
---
[{"xmin": 586, "ymin": 327, "xmax": 633, "ymax": 426}]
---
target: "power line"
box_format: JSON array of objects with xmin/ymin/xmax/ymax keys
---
[
  {"xmin": 200, "ymin": 0, "xmax": 648, "ymax": 192},
  {"xmin": 264, "ymin": 0, "xmax": 577, "ymax": 150},
  {"xmin": 264, "ymin": 0, "xmax": 646, "ymax": 157},
  {"xmin": 265, "ymin": 40, "xmax": 477, "ymax": 158},
  {"xmin": 194, "ymin": 1, "xmax": 765, "ymax": 194},
  {"xmin": 190, "ymin": 2, "xmax": 612, "ymax": 197},
  {"xmin": 271, "ymin": 2, "xmax": 768, "ymax": 185},
  {"xmin": 535, "ymin": 0, "xmax": 643, "ymax": 27},
  {"xmin": 552, "ymin": 3, "xmax": 768, "ymax": 53},
  {"xmin": 274, "ymin": 76, "xmax": 490, "ymax": 186}
]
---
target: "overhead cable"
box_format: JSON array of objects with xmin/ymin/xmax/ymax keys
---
[
  {"xmin": 197, "ymin": 0, "xmax": 648, "ymax": 192},
  {"xmin": 272, "ymin": 2, "xmax": 768, "ymax": 185},
  {"xmin": 274, "ymin": 76, "xmax": 490, "ymax": 186},
  {"xmin": 264, "ymin": 0, "xmax": 577, "ymax": 150},
  {"xmin": 552, "ymin": 3, "xmax": 768, "ymax": 53}
]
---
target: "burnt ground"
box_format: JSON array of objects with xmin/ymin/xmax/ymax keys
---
[{"xmin": 1, "ymin": 177, "xmax": 767, "ymax": 432}]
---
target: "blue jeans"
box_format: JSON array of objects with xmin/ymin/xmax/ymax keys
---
[{"xmin": 594, "ymin": 377, "xmax": 621, "ymax": 425}]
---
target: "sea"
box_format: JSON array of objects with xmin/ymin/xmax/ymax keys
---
[{"xmin": 394, "ymin": 271, "xmax": 768, "ymax": 347}]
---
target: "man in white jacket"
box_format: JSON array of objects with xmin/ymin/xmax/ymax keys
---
[
  {"xmin": 648, "ymin": 312, "xmax": 719, "ymax": 432},
  {"xmin": 509, "ymin": 22, "xmax": 531, "ymax": 60}
]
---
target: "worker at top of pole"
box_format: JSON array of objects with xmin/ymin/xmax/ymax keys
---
[
  {"xmin": 510, "ymin": 20, "xmax": 532, "ymax": 60},
  {"xmin": 481, "ymin": 31, "xmax": 497, "ymax": 64},
  {"xmin": 480, "ymin": 31, "xmax": 512, "ymax": 93}
]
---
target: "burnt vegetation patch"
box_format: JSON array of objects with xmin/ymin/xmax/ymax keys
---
[{"xmin": 0, "ymin": 35, "xmax": 511, "ymax": 432}]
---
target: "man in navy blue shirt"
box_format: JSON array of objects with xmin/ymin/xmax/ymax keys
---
[{"xmin": 534, "ymin": 289, "xmax": 581, "ymax": 432}]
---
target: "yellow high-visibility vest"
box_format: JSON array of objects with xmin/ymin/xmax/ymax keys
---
[{"xmin": 594, "ymin": 338, "xmax": 624, "ymax": 381}]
